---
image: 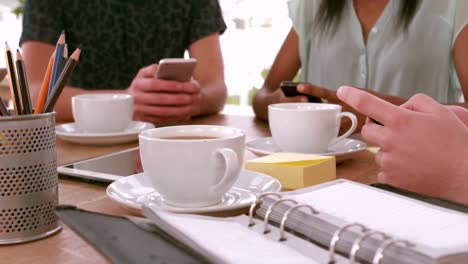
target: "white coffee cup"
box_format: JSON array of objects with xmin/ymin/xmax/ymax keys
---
[
  {"xmin": 139, "ymin": 125, "xmax": 245, "ymax": 207},
  {"xmin": 269, "ymin": 103, "xmax": 357, "ymax": 153},
  {"xmin": 72, "ymin": 94, "xmax": 133, "ymax": 133}
]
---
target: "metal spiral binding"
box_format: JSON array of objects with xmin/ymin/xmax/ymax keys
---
[
  {"xmin": 349, "ymin": 231, "xmax": 390, "ymax": 263},
  {"xmin": 372, "ymin": 239, "xmax": 414, "ymax": 264},
  {"xmin": 328, "ymin": 223, "xmax": 368, "ymax": 264},
  {"xmin": 248, "ymin": 192, "xmax": 282, "ymax": 227},
  {"xmin": 279, "ymin": 204, "xmax": 318, "ymax": 241},
  {"xmin": 263, "ymin": 199, "xmax": 298, "ymax": 234}
]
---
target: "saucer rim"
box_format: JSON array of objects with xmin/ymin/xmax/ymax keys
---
[
  {"xmin": 106, "ymin": 169, "xmax": 282, "ymax": 213},
  {"xmin": 56, "ymin": 121, "xmax": 155, "ymax": 138},
  {"xmin": 245, "ymin": 137, "xmax": 367, "ymax": 157}
]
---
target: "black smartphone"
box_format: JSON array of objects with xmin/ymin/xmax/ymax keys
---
[{"xmin": 280, "ymin": 81, "xmax": 322, "ymax": 103}]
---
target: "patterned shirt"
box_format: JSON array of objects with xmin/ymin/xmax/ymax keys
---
[{"xmin": 20, "ymin": 0, "xmax": 227, "ymax": 90}]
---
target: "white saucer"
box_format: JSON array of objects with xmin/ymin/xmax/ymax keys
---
[
  {"xmin": 246, "ymin": 137, "xmax": 367, "ymax": 162},
  {"xmin": 106, "ymin": 170, "xmax": 282, "ymax": 214},
  {"xmin": 56, "ymin": 121, "xmax": 155, "ymax": 146}
]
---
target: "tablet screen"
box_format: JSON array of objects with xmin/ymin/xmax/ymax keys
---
[{"xmin": 58, "ymin": 148, "xmax": 142, "ymax": 183}]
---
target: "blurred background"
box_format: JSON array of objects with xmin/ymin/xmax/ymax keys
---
[{"xmin": 0, "ymin": 0, "xmax": 291, "ymax": 108}]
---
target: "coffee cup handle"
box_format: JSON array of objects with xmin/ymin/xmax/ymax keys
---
[
  {"xmin": 330, "ymin": 112, "xmax": 357, "ymax": 145},
  {"xmin": 211, "ymin": 148, "xmax": 240, "ymax": 193}
]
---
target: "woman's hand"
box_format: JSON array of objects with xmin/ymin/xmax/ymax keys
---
[{"xmin": 297, "ymin": 83, "xmax": 367, "ymax": 131}]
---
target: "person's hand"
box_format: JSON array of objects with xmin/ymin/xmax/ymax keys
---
[
  {"xmin": 128, "ymin": 64, "xmax": 202, "ymax": 124},
  {"xmin": 274, "ymin": 87, "xmax": 309, "ymax": 104},
  {"xmin": 297, "ymin": 83, "xmax": 366, "ymax": 131},
  {"xmin": 337, "ymin": 86, "xmax": 468, "ymax": 204},
  {"xmin": 447, "ymin": 105, "xmax": 468, "ymax": 126}
]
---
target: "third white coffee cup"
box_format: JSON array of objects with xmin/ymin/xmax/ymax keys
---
[
  {"xmin": 269, "ymin": 103, "xmax": 357, "ymax": 153},
  {"xmin": 139, "ymin": 125, "xmax": 245, "ymax": 207}
]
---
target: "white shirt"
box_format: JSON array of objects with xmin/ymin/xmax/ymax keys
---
[{"xmin": 288, "ymin": 0, "xmax": 468, "ymax": 103}]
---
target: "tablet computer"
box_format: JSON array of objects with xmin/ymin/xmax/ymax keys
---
[{"xmin": 58, "ymin": 147, "xmax": 142, "ymax": 183}]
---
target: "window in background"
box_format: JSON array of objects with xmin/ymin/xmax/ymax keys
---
[
  {"xmin": 219, "ymin": 0, "xmax": 291, "ymax": 106},
  {"xmin": 0, "ymin": 1, "xmax": 22, "ymax": 68}
]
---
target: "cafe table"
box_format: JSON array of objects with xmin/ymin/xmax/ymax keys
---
[{"xmin": 0, "ymin": 111, "xmax": 378, "ymax": 263}]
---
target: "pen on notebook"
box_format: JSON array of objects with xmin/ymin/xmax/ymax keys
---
[
  {"xmin": 16, "ymin": 49, "xmax": 32, "ymax": 115},
  {"xmin": 34, "ymin": 52, "xmax": 55, "ymax": 114},
  {"xmin": 44, "ymin": 48, "xmax": 81, "ymax": 113},
  {"xmin": 48, "ymin": 31, "xmax": 65, "ymax": 96},
  {"xmin": 0, "ymin": 96, "xmax": 9, "ymax": 116},
  {"xmin": 5, "ymin": 42, "xmax": 22, "ymax": 115}
]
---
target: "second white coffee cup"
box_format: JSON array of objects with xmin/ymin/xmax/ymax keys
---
[
  {"xmin": 139, "ymin": 125, "xmax": 245, "ymax": 207},
  {"xmin": 72, "ymin": 94, "xmax": 133, "ymax": 133},
  {"xmin": 269, "ymin": 103, "xmax": 357, "ymax": 153}
]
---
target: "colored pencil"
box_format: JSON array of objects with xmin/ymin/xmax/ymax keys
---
[
  {"xmin": 5, "ymin": 42, "xmax": 22, "ymax": 115},
  {"xmin": 16, "ymin": 49, "xmax": 32, "ymax": 115},
  {"xmin": 60, "ymin": 44, "xmax": 68, "ymax": 73},
  {"xmin": 44, "ymin": 48, "xmax": 81, "ymax": 113},
  {"xmin": 48, "ymin": 31, "xmax": 65, "ymax": 96},
  {"xmin": 34, "ymin": 52, "xmax": 55, "ymax": 114}
]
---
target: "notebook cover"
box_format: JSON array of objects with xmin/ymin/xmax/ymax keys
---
[
  {"xmin": 371, "ymin": 183, "xmax": 468, "ymax": 214},
  {"xmin": 55, "ymin": 205, "xmax": 213, "ymax": 264}
]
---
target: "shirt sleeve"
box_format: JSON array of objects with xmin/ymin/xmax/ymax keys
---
[
  {"xmin": 454, "ymin": 0, "xmax": 468, "ymax": 43},
  {"xmin": 188, "ymin": 0, "xmax": 227, "ymax": 45},
  {"xmin": 19, "ymin": 0, "xmax": 64, "ymax": 46},
  {"xmin": 287, "ymin": 0, "xmax": 318, "ymax": 39}
]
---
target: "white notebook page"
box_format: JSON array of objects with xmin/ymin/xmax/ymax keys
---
[
  {"xmin": 159, "ymin": 213, "xmax": 317, "ymax": 264},
  {"xmin": 290, "ymin": 182, "xmax": 468, "ymax": 249}
]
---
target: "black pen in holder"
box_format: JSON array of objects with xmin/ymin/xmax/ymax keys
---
[{"xmin": 0, "ymin": 112, "xmax": 61, "ymax": 244}]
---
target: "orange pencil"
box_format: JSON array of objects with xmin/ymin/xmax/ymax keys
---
[{"xmin": 34, "ymin": 52, "xmax": 54, "ymax": 114}]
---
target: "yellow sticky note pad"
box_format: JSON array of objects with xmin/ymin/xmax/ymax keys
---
[{"xmin": 245, "ymin": 153, "xmax": 336, "ymax": 190}]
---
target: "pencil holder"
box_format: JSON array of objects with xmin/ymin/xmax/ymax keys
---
[{"xmin": 0, "ymin": 112, "xmax": 61, "ymax": 244}]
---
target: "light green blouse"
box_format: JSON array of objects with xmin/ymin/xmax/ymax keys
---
[{"xmin": 288, "ymin": 0, "xmax": 468, "ymax": 103}]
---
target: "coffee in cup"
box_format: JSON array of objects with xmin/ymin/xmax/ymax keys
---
[
  {"xmin": 139, "ymin": 125, "xmax": 245, "ymax": 207},
  {"xmin": 72, "ymin": 94, "xmax": 133, "ymax": 133},
  {"xmin": 268, "ymin": 103, "xmax": 357, "ymax": 153}
]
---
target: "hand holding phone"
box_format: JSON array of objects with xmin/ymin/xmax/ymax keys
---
[
  {"xmin": 280, "ymin": 81, "xmax": 322, "ymax": 103},
  {"xmin": 156, "ymin": 58, "xmax": 197, "ymax": 82}
]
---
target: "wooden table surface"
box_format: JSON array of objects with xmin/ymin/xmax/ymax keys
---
[{"xmin": 0, "ymin": 112, "xmax": 378, "ymax": 263}]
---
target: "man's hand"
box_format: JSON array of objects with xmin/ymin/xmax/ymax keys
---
[{"xmin": 128, "ymin": 64, "xmax": 202, "ymax": 124}]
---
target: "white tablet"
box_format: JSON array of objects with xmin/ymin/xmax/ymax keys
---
[{"xmin": 58, "ymin": 147, "xmax": 141, "ymax": 183}]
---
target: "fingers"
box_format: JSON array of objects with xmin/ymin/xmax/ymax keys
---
[
  {"xmin": 133, "ymin": 91, "xmax": 194, "ymax": 106},
  {"xmin": 361, "ymin": 122, "xmax": 393, "ymax": 149},
  {"xmin": 447, "ymin": 105, "xmax": 468, "ymax": 126},
  {"xmin": 136, "ymin": 64, "xmax": 158, "ymax": 78},
  {"xmin": 134, "ymin": 104, "xmax": 194, "ymax": 119},
  {"xmin": 297, "ymin": 83, "xmax": 335, "ymax": 99},
  {"xmin": 337, "ymin": 86, "xmax": 401, "ymax": 125},
  {"xmin": 280, "ymin": 95, "xmax": 308, "ymax": 103},
  {"xmin": 400, "ymin": 93, "xmax": 446, "ymax": 114},
  {"xmin": 132, "ymin": 78, "xmax": 200, "ymax": 93}
]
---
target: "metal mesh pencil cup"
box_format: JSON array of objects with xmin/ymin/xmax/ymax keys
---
[{"xmin": 0, "ymin": 112, "xmax": 61, "ymax": 244}]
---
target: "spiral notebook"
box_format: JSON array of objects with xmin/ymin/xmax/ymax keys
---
[{"xmin": 142, "ymin": 179, "xmax": 468, "ymax": 264}]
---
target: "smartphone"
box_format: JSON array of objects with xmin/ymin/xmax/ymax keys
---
[
  {"xmin": 280, "ymin": 81, "xmax": 322, "ymax": 103},
  {"xmin": 156, "ymin": 58, "xmax": 197, "ymax": 82}
]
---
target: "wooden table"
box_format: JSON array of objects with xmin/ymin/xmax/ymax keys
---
[{"xmin": 0, "ymin": 113, "xmax": 378, "ymax": 263}]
